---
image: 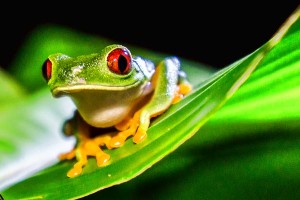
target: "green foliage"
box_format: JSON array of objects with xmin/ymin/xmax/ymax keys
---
[{"xmin": 1, "ymin": 7, "xmax": 299, "ymax": 199}]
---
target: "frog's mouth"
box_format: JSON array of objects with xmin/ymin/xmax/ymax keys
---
[{"xmin": 52, "ymin": 82, "xmax": 142, "ymax": 97}]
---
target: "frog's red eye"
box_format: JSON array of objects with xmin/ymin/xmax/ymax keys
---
[
  {"xmin": 42, "ymin": 59, "xmax": 52, "ymax": 82},
  {"xmin": 107, "ymin": 48, "xmax": 132, "ymax": 75}
]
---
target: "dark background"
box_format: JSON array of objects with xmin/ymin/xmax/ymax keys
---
[{"xmin": 1, "ymin": 3, "xmax": 299, "ymax": 70}]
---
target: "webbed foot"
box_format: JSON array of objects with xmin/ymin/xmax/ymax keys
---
[
  {"xmin": 60, "ymin": 134, "xmax": 112, "ymax": 178},
  {"xmin": 133, "ymin": 127, "xmax": 147, "ymax": 143},
  {"xmin": 109, "ymin": 110, "xmax": 142, "ymax": 148},
  {"xmin": 172, "ymin": 82, "xmax": 193, "ymax": 104}
]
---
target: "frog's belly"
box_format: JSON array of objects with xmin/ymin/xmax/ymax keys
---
[
  {"xmin": 69, "ymin": 86, "xmax": 150, "ymax": 128},
  {"xmin": 80, "ymin": 104, "xmax": 133, "ymax": 128}
]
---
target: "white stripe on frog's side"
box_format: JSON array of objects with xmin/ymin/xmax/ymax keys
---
[{"xmin": 133, "ymin": 56, "xmax": 155, "ymax": 80}]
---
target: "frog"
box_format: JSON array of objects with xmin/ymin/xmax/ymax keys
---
[{"xmin": 42, "ymin": 44, "xmax": 192, "ymax": 178}]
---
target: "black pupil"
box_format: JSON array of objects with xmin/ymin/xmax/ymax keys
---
[{"xmin": 118, "ymin": 55, "xmax": 128, "ymax": 73}]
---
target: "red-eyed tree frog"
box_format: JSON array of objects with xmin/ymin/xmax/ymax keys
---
[{"xmin": 42, "ymin": 44, "xmax": 192, "ymax": 178}]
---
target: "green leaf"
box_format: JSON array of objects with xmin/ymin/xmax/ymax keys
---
[{"xmin": 1, "ymin": 7, "xmax": 300, "ymax": 199}]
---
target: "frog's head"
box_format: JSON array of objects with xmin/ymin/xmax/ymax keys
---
[{"xmin": 42, "ymin": 44, "xmax": 154, "ymax": 97}]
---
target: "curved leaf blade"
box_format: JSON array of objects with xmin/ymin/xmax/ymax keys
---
[
  {"xmin": 86, "ymin": 7, "xmax": 300, "ymax": 199},
  {"xmin": 2, "ymin": 7, "xmax": 299, "ymax": 199}
]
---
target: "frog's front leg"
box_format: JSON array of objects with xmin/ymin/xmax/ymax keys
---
[
  {"xmin": 59, "ymin": 111, "xmax": 112, "ymax": 178},
  {"xmin": 109, "ymin": 57, "xmax": 192, "ymax": 147}
]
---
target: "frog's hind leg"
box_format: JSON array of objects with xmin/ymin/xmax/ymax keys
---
[{"xmin": 110, "ymin": 57, "xmax": 192, "ymax": 147}]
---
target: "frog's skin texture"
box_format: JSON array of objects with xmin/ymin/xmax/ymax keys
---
[{"xmin": 43, "ymin": 44, "xmax": 192, "ymax": 178}]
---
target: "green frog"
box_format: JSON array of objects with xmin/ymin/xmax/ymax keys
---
[{"xmin": 43, "ymin": 44, "xmax": 192, "ymax": 178}]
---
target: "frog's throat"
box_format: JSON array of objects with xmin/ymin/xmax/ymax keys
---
[{"xmin": 52, "ymin": 81, "xmax": 142, "ymax": 97}]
